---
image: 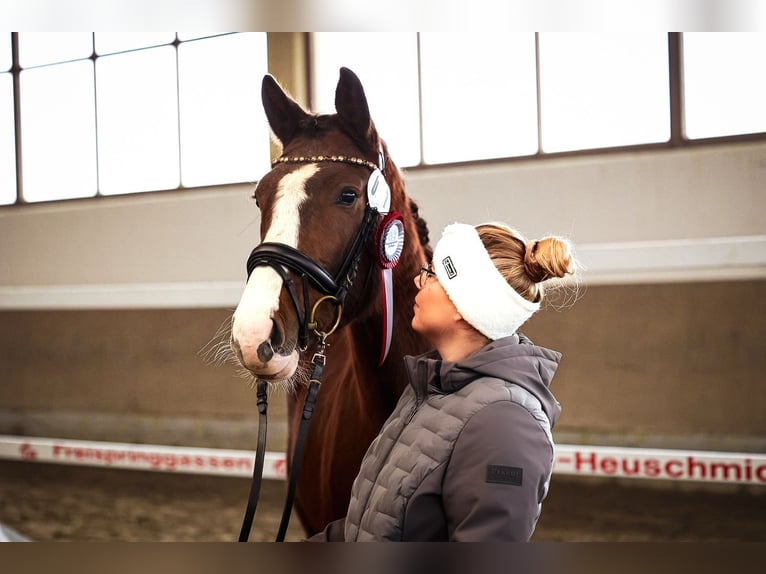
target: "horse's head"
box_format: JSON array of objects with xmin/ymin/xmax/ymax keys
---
[{"xmin": 231, "ymin": 67, "xmax": 416, "ymax": 383}]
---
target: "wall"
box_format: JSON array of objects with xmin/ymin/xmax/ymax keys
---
[{"xmin": 1, "ymin": 140, "xmax": 764, "ymax": 454}]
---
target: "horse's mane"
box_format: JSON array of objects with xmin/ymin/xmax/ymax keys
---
[
  {"xmin": 377, "ymin": 138, "xmax": 432, "ymax": 263},
  {"xmin": 408, "ymin": 197, "xmax": 432, "ymax": 261}
]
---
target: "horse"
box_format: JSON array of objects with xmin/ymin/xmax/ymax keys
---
[{"xmin": 229, "ymin": 67, "xmax": 432, "ymax": 536}]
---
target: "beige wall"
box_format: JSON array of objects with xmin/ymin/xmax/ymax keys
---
[
  {"xmin": 1, "ymin": 141, "xmax": 764, "ymax": 292},
  {"xmin": 1, "ymin": 279, "xmax": 764, "ymax": 452}
]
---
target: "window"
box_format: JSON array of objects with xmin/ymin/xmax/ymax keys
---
[
  {"xmin": 0, "ymin": 34, "xmax": 10, "ymax": 70},
  {"xmin": 682, "ymin": 33, "xmax": 766, "ymax": 139},
  {"xmin": 311, "ymin": 33, "xmax": 421, "ymax": 167},
  {"xmin": 311, "ymin": 32, "xmax": 764, "ymax": 168},
  {"xmin": 20, "ymin": 59, "xmax": 98, "ymax": 201},
  {"xmin": 2, "ymin": 33, "xmax": 764, "ymax": 206},
  {"xmin": 538, "ymin": 33, "xmax": 670, "ymax": 152},
  {"xmin": 2, "ymin": 32, "xmax": 269, "ymax": 204},
  {"xmin": 0, "ymin": 73, "xmax": 14, "ymax": 206},
  {"xmin": 0, "ymin": 34, "xmax": 16, "ymax": 205},
  {"xmin": 419, "ymin": 33, "xmax": 539, "ymax": 163},
  {"xmin": 18, "ymin": 32, "xmax": 92, "ymax": 67},
  {"xmin": 95, "ymin": 33, "xmax": 176, "ymax": 55},
  {"xmin": 96, "ymin": 45, "xmax": 180, "ymax": 195},
  {"xmin": 178, "ymin": 33, "xmax": 269, "ymax": 188},
  {"xmin": 0, "ymin": 35, "xmax": 12, "ymax": 205}
]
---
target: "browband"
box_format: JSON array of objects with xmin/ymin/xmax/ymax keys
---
[{"xmin": 272, "ymin": 155, "xmax": 379, "ymax": 172}]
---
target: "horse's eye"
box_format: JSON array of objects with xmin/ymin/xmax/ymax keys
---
[{"xmin": 337, "ymin": 188, "xmax": 358, "ymax": 206}]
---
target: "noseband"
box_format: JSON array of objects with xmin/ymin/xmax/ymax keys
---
[{"xmin": 245, "ymin": 155, "xmax": 382, "ymax": 351}]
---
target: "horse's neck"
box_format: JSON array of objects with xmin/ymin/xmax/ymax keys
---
[
  {"xmin": 349, "ymin": 253, "xmax": 430, "ymax": 395},
  {"xmin": 340, "ymin": 312, "xmax": 423, "ymax": 416}
]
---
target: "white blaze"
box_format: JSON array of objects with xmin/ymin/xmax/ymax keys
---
[{"xmin": 232, "ymin": 164, "xmax": 319, "ymax": 369}]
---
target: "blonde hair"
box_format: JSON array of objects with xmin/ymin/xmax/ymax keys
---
[{"xmin": 476, "ymin": 224, "xmax": 577, "ymax": 304}]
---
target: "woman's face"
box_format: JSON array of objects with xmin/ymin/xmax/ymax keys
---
[{"xmin": 412, "ymin": 263, "xmax": 460, "ymax": 345}]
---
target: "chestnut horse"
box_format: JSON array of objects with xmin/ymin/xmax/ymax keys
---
[{"xmin": 230, "ymin": 67, "xmax": 431, "ymax": 535}]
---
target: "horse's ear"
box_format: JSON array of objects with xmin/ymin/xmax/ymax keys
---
[
  {"xmin": 262, "ymin": 74, "xmax": 309, "ymax": 146},
  {"xmin": 335, "ymin": 67, "xmax": 376, "ymax": 152}
]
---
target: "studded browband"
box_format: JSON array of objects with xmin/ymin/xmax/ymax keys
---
[{"xmin": 272, "ymin": 155, "xmax": 380, "ymax": 172}]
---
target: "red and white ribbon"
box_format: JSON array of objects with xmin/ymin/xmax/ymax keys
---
[{"xmin": 375, "ymin": 212, "xmax": 404, "ymax": 365}]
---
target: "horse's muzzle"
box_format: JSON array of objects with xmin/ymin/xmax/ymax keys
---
[{"xmin": 231, "ymin": 319, "xmax": 299, "ymax": 381}]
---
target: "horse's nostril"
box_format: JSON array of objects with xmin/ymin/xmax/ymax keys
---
[
  {"xmin": 270, "ymin": 319, "xmax": 287, "ymax": 355},
  {"xmin": 257, "ymin": 340, "xmax": 274, "ymax": 363}
]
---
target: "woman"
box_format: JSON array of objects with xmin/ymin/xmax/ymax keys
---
[{"xmin": 310, "ymin": 222, "xmax": 577, "ymax": 541}]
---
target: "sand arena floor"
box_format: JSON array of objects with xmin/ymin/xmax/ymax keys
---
[{"xmin": 0, "ymin": 460, "xmax": 764, "ymax": 542}]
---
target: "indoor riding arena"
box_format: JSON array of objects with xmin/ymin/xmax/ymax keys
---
[{"xmin": 1, "ymin": 32, "xmax": 765, "ymax": 543}]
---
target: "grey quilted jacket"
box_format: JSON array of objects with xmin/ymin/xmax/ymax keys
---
[{"xmin": 309, "ymin": 333, "xmax": 562, "ymax": 542}]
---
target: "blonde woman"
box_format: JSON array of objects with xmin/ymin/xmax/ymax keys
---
[{"xmin": 311, "ymin": 222, "xmax": 578, "ymax": 542}]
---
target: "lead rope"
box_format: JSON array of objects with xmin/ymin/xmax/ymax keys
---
[
  {"xmin": 238, "ymin": 296, "xmax": 341, "ymax": 542},
  {"xmin": 238, "ymin": 380, "xmax": 268, "ymax": 542},
  {"xmin": 275, "ymin": 333, "xmax": 327, "ymax": 541},
  {"xmin": 237, "ymin": 345, "xmax": 326, "ymax": 543}
]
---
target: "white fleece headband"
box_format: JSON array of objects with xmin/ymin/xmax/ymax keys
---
[{"xmin": 433, "ymin": 223, "xmax": 540, "ymax": 340}]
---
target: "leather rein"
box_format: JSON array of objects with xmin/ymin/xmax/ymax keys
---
[{"xmin": 238, "ymin": 154, "xmax": 383, "ymax": 542}]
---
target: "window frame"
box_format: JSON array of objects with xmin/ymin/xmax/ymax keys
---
[
  {"xmin": 309, "ymin": 32, "xmax": 765, "ymax": 171},
  {"xmin": 2, "ymin": 32, "xmax": 764, "ymax": 207},
  {"xmin": 3, "ymin": 32, "xmax": 270, "ymax": 207}
]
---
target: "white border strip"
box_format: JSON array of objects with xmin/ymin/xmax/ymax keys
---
[
  {"xmin": 553, "ymin": 444, "xmax": 766, "ymax": 485},
  {"xmin": 0, "ymin": 281, "xmax": 244, "ymax": 310},
  {"xmin": 577, "ymin": 235, "xmax": 766, "ymax": 285},
  {"xmin": 1, "ymin": 237, "xmax": 764, "ymax": 309},
  {"xmin": 0, "ymin": 435, "xmax": 286, "ymax": 480},
  {"xmin": 1, "ymin": 435, "xmax": 765, "ymax": 486}
]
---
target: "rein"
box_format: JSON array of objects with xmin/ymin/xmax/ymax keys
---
[{"xmin": 238, "ymin": 154, "xmax": 384, "ymax": 542}]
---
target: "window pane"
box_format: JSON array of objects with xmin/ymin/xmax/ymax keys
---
[
  {"xmin": 178, "ymin": 33, "xmax": 269, "ymax": 187},
  {"xmin": 19, "ymin": 33, "xmax": 92, "ymax": 68},
  {"xmin": 539, "ymin": 33, "xmax": 670, "ymax": 152},
  {"xmin": 20, "ymin": 61, "xmax": 97, "ymax": 202},
  {"xmin": 311, "ymin": 33, "xmax": 420, "ymax": 167},
  {"xmin": 0, "ymin": 73, "xmax": 16, "ymax": 205},
  {"xmin": 0, "ymin": 34, "xmax": 11, "ymax": 71},
  {"xmin": 683, "ymin": 33, "xmax": 766, "ymax": 139},
  {"xmin": 420, "ymin": 33, "xmax": 538, "ymax": 164},
  {"xmin": 177, "ymin": 33, "xmax": 221, "ymax": 41},
  {"xmin": 96, "ymin": 46, "xmax": 180, "ymax": 195},
  {"xmin": 95, "ymin": 33, "xmax": 176, "ymax": 55}
]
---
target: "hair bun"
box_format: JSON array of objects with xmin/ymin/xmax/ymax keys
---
[{"xmin": 524, "ymin": 236, "xmax": 575, "ymax": 283}]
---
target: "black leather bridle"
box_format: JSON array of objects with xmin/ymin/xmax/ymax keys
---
[
  {"xmin": 238, "ymin": 154, "xmax": 384, "ymax": 542},
  {"xmin": 245, "ymin": 203, "xmax": 379, "ymax": 351}
]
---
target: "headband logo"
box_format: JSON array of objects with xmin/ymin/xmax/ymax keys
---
[{"xmin": 442, "ymin": 256, "xmax": 457, "ymax": 279}]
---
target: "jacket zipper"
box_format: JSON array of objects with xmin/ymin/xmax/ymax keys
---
[{"xmin": 405, "ymin": 397, "xmax": 421, "ymax": 424}]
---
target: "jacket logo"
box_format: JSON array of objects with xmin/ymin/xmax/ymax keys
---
[
  {"xmin": 486, "ymin": 465, "xmax": 523, "ymax": 486},
  {"xmin": 442, "ymin": 256, "xmax": 457, "ymax": 279}
]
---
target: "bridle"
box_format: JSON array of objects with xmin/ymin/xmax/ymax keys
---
[
  {"xmin": 245, "ymin": 170, "xmax": 380, "ymax": 352},
  {"xmin": 238, "ymin": 152, "xmax": 387, "ymax": 542}
]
